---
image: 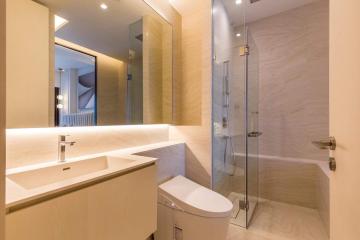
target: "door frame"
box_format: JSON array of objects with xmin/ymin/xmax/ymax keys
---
[{"xmin": 0, "ymin": 0, "xmax": 6, "ymax": 238}]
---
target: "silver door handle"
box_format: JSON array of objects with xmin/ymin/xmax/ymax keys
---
[
  {"xmin": 248, "ymin": 131, "xmax": 263, "ymax": 138},
  {"xmin": 312, "ymin": 136, "xmax": 336, "ymax": 150}
]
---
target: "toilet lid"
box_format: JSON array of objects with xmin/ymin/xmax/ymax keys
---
[{"xmin": 159, "ymin": 176, "xmax": 233, "ymax": 218}]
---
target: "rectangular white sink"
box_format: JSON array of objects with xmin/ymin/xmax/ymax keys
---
[{"xmin": 7, "ymin": 156, "xmax": 136, "ymax": 190}]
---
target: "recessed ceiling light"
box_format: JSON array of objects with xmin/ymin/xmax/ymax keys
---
[
  {"xmin": 100, "ymin": 3, "xmax": 108, "ymax": 10},
  {"xmin": 54, "ymin": 15, "xmax": 68, "ymax": 32},
  {"xmin": 235, "ymin": 0, "xmax": 242, "ymax": 5},
  {"xmin": 236, "ymin": 33, "xmax": 241, "ymax": 37}
]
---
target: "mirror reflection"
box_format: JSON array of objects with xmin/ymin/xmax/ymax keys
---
[
  {"xmin": 6, "ymin": 0, "xmax": 173, "ymax": 128},
  {"xmin": 55, "ymin": 44, "xmax": 97, "ymax": 127}
]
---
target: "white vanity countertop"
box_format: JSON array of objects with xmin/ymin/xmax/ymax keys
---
[{"xmin": 6, "ymin": 140, "xmax": 185, "ymax": 210}]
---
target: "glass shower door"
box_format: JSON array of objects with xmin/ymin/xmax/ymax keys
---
[
  {"xmin": 212, "ymin": 0, "xmax": 259, "ymax": 229},
  {"xmin": 245, "ymin": 29, "xmax": 260, "ymax": 226},
  {"xmin": 212, "ymin": 0, "xmax": 248, "ymax": 228}
]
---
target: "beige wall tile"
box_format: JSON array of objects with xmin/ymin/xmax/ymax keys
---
[
  {"xmin": 169, "ymin": 0, "xmax": 213, "ymax": 187},
  {"xmin": 143, "ymin": 0, "xmax": 182, "ymax": 125},
  {"xmin": 143, "ymin": 15, "xmax": 173, "ymax": 124}
]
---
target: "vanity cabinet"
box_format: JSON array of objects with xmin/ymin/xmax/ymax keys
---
[{"xmin": 6, "ymin": 165, "xmax": 157, "ymax": 240}]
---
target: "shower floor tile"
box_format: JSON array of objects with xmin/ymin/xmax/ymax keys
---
[{"xmin": 227, "ymin": 200, "xmax": 329, "ymax": 240}]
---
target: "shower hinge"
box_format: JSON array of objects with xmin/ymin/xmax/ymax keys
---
[
  {"xmin": 239, "ymin": 199, "xmax": 249, "ymax": 211},
  {"xmin": 239, "ymin": 45, "xmax": 249, "ymax": 56}
]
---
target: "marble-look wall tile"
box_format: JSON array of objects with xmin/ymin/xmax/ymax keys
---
[
  {"xmin": 136, "ymin": 143, "xmax": 185, "ymax": 184},
  {"xmin": 141, "ymin": 0, "xmax": 182, "ymax": 125},
  {"xmin": 6, "ymin": 125, "xmax": 169, "ymax": 169},
  {"xmin": 249, "ymin": 0, "xmax": 329, "ymax": 161},
  {"xmin": 170, "ymin": 126, "xmax": 212, "ymax": 187},
  {"xmin": 259, "ymin": 157, "xmax": 318, "ymax": 208},
  {"xmin": 317, "ymin": 166, "xmax": 330, "ymax": 236}
]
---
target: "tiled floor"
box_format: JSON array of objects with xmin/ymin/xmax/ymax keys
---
[{"xmin": 227, "ymin": 200, "xmax": 329, "ymax": 240}]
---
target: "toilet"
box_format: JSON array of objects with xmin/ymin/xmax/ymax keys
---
[{"xmin": 156, "ymin": 176, "xmax": 233, "ymax": 240}]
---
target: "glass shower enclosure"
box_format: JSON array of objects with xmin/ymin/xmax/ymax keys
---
[{"xmin": 212, "ymin": 0, "xmax": 260, "ymax": 228}]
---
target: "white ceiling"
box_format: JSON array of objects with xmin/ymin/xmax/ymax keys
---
[
  {"xmin": 40, "ymin": 0, "xmax": 320, "ymax": 60},
  {"xmin": 38, "ymin": 0, "xmax": 168, "ymax": 61},
  {"xmin": 222, "ymin": 0, "xmax": 320, "ymax": 26},
  {"xmin": 55, "ymin": 44, "xmax": 95, "ymax": 70}
]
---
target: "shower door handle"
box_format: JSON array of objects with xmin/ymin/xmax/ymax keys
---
[
  {"xmin": 312, "ymin": 137, "xmax": 336, "ymax": 150},
  {"xmin": 247, "ymin": 131, "xmax": 262, "ymax": 137}
]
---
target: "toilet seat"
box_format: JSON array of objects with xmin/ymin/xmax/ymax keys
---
[{"xmin": 158, "ymin": 176, "xmax": 233, "ymax": 218}]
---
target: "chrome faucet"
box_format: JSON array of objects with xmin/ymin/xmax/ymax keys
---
[{"xmin": 58, "ymin": 135, "xmax": 76, "ymax": 162}]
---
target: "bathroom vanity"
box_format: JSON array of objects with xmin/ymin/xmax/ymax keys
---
[
  {"xmin": 5, "ymin": 153, "xmax": 157, "ymax": 240},
  {"xmin": 4, "ymin": 0, "xmax": 179, "ymax": 238}
]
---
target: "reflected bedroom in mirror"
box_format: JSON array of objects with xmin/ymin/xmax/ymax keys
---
[
  {"xmin": 6, "ymin": 0, "xmax": 173, "ymax": 128},
  {"xmin": 55, "ymin": 44, "xmax": 97, "ymax": 127}
]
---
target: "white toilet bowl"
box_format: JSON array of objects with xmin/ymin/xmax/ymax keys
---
[{"xmin": 156, "ymin": 176, "xmax": 233, "ymax": 240}]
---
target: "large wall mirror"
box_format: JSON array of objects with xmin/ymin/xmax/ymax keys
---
[{"xmin": 6, "ymin": 0, "xmax": 173, "ymax": 128}]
